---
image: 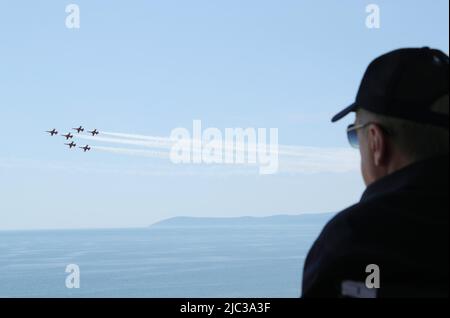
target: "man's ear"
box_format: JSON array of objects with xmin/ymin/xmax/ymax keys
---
[{"xmin": 367, "ymin": 125, "xmax": 388, "ymax": 167}]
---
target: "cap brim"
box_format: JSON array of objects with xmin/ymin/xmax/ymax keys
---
[{"xmin": 331, "ymin": 103, "xmax": 358, "ymax": 123}]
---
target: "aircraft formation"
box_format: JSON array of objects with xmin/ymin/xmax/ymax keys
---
[{"xmin": 46, "ymin": 126, "xmax": 96, "ymax": 152}]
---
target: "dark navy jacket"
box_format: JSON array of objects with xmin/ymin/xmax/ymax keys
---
[{"xmin": 302, "ymin": 155, "xmax": 449, "ymax": 298}]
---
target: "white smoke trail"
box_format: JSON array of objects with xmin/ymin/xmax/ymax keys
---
[
  {"xmin": 73, "ymin": 131, "xmax": 359, "ymax": 174},
  {"xmin": 77, "ymin": 134, "xmax": 275, "ymax": 156},
  {"xmin": 102, "ymin": 132, "xmax": 171, "ymax": 143},
  {"xmin": 91, "ymin": 146, "xmax": 170, "ymax": 159},
  {"xmin": 77, "ymin": 132, "xmax": 358, "ymax": 161},
  {"xmin": 77, "ymin": 135, "xmax": 168, "ymax": 149},
  {"xmin": 90, "ymin": 146, "xmax": 356, "ymax": 173}
]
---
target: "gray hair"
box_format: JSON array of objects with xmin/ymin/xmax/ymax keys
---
[{"xmin": 357, "ymin": 96, "xmax": 449, "ymax": 162}]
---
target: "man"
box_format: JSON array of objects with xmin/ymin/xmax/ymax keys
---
[{"xmin": 302, "ymin": 47, "xmax": 449, "ymax": 298}]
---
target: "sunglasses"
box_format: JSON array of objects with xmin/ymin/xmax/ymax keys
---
[
  {"xmin": 346, "ymin": 122, "xmax": 391, "ymax": 148},
  {"xmin": 347, "ymin": 123, "xmax": 370, "ymax": 148}
]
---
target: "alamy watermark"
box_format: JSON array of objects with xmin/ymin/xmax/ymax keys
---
[
  {"xmin": 341, "ymin": 264, "xmax": 380, "ymax": 298},
  {"xmin": 169, "ymin": 120, "xmax": 279, "ymax": 175},
  {"xmin": 63, "ymin": 4, "xmax": 379, "ymax": 30},
  {"xmin": 65, "ymin": 264, "xmax": 80, "ymax": 289},
  {"xmin": 365, "ymin": 264, "xmax": 380, "ymax": 289},
  {"xmin": 65, "ymin": 4, "xmax": 80, "ymax": 29},
  {"xmin": 366, "ymin": 4, "xmax": 381, "ymax": 29}
]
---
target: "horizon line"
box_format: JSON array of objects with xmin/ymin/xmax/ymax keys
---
[{"xmin": 0, "ymin": 211, "xmax": 335, "ymax": 232}]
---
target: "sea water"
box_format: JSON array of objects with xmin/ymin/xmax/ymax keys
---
[{"xmin": 0, "ymin": 218, "xmax": 331, "ymax": 298}]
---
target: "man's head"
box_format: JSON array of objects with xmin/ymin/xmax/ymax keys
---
[
  {"xmin": 354, "ymin": 101, "xmax": 449, "ymax": 185},
  {"xmin": 332, "ymin": 47, "xmax": 449, "ymax": 186}
]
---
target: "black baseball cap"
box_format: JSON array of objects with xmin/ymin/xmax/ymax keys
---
[{"xmin": 332, "ymin": 47, "xmax": 449, "ymax": 128}]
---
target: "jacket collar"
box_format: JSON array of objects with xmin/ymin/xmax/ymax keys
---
[{"xmin": 361, "ymin": 154, "xmax": 449, "ymax": 203}]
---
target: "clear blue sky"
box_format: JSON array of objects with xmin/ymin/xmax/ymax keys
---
[{"xmin": 0, "ymin": 0, "xmax": 448, "ymax": 230}]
